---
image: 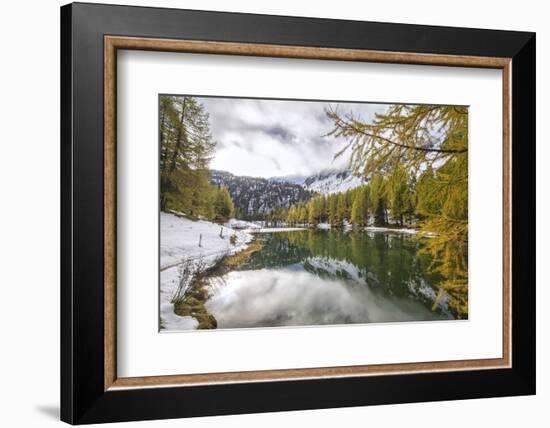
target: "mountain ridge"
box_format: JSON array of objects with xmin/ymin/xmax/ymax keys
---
[
  {"xmin": 269, "ymin": 168, "xmax": 366, "ymax": 195},
  {"xmin": 210, "ymin": 170, "xmax": 312, "ymax": 220},
  {"xmin": 210, "ymin": 168, "xmax": 366, "ymax": 220}
]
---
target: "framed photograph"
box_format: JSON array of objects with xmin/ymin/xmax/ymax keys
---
[{"xmin": 60, "ymin": 2, "xmax": 535, "ymax": 424}]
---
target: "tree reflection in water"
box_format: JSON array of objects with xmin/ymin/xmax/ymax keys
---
[{"xmin": 204, "ymin": 230, "xmax": 457, "ymax": 329}]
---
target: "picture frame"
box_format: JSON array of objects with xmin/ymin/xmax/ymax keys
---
[{"xmin": 60, "ymin": 2, "xmax": 535, "ymax": 424}]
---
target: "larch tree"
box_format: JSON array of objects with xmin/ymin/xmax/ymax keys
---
[
  {"xmin": 368, "ymin": 173, "xmax": 387, "ymax": 226},
  {"xmin": 159, "ymin": 95, "xmax": 216, "ymax": 217},
  {"xmin": 386, "ymin": 161, "xmax": 411, "ymax": 226},
  {"xmin": 328, "ymin": 195, "xmax": 338, "ymax": 225},
  {"xmin": 326, "ymin": 104, "xmax": 469, "ymax": 317},
  {"xmin": 334, "ymin": 193, "xmax": 347, "ymax": 225},
  {"xmin": 213, "ymin": 186, "xmax": 235, "ymax": 222},
  {"xmin": 350, "ymin": 186, "xmax": 369, "ymax": 226}
]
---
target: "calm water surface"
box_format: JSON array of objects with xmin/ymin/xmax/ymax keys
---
[{"xmin": 205, "ymin": 230, "xmax": 453, "ymax": 329}]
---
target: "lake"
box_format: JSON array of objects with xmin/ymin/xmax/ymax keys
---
[{"xmin": 204, "ymin": 229, "xmax": 454, "ymax": 329}]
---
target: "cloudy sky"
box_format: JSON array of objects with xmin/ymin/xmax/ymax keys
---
[{"xmin": 198, "ymin": 96, "xmax": 388, "ymax": 178}]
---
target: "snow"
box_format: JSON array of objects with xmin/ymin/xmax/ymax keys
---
[
  {"xmin": 161, "ymin": 213, "xmax": 253, "ymax": 270},
  {"xmin": 159, "ymin": 213, "xmax": 435, "ymax": 330},
  {"xmin": 211, "ymin": 170, "xmax": 311, "ymax": 216},
  {"xmin": 225, "ymin": 219, "xmax": 307, "ymax": 234},
  {"xmin": 304, "ymin": 170, "xmax": 365, "ymax": 195},
  {"xmin": 365, "ymin": 226, "xmax": 418, "ymax": 235},
  {"xmin": 270, "ymin": 168, "xmax": 365, "ymax": 195},
  {"xmin": 160, "ymin": 267, "xmax": 199, "ymax": 330},
  {"xmin": 268, "ymin": 174, "xmax": 308, "ymax": 185},
  {"xmin": 251, "ymin": 227, "xmax": 307, "ymax": 233},
  {"xmin": 225, "ymin": 218, "xmax": 261, "ymax": 230},
  {"xmin": 160, "ymin": 212, "xmax": 254, "ymax": 331},
  {"xmin": 316, "ymin": 223, "xmax": 331, "ymax": 230}
]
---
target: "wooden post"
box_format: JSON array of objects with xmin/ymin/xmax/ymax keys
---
[{"xmin": 198, "ymin": 234, "xmax": 202, "ymax": 247}]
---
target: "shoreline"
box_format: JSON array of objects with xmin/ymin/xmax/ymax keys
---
[
  {"xmin": 160, "ymin": 213, "xmax": 254, "ymax": 331},
  {"xmin": 172, "ymin": 237, "xmax": 265, "ymax": 330},
  {"xmin": 161, "ymin": 214, "xmax": 433, "ymax": 331},
  {"xmin": 248, "ymin": 227, "xmax": 307, "ymax": 233},
  {"xmin": 365, "ymin": 226, "xmax": 418, "ymax": 234},
  {"xmin": 245, "ymin": 224, "xmax": 421, "ymax": 235}
]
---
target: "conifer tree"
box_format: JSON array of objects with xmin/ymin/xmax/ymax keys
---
[
  {"xmin": 213, "ymin": 186, "xmax": 235, "ymax": 222},
  {"xmin": 351, "ymin": 186, "xmax": 369, "ymax": 226},
  {"xmin": 387, "ymin": 161, "xmax": 410, "ymax": 226},
  {"xmin": 327, "ymin": 104, "xmax": 469, "ymax": 317},
  {"xmin": 334, "ymin": 193, "xmax": 347, "ymax": 225},
  {"xmin": 416, "ymin": 166, "xmax": 438, "ymax": 218},
  {"xmin": 299, "ymin": 204, "xmax": 308, "ymax": 225},
  {"xmin": 328, "ymin": 195, "xmax": 338, "ymax": 225},
  {"xmin": 159, "ymin": 95, "xmax": 215, "ymax": 216},
  {"xmin": 369, "ymin": 174, "xmax": 387, "ymax": 226},
  {"xmin": 308, "ymin": 198, "xmax": 320, "ymax": 225}
]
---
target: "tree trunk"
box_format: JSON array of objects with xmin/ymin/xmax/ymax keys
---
[
  {"xmin": 159, "ymin": 103, "xmax": 167, "ymax": 175},
  {"xmin": 169, "ymin": 97, "xmax": 187, "ymax": 174}
]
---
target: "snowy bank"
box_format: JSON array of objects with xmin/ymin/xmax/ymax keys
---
[
  {"xmin": 365, "ymin": 226, "xmax": 418, "ymax": 235},
  {"xmin": 160, "ymin": 212, "xmax": 254, "ymax": 330},
  {"xmin": 161, "ymin": 212, "xmax": 253, "ymax": 271},
  {"xmin": 251, "ymin": 227, "xmax": 307, "ymax": 233},
  {"xmin": 224, "ymin": 218, "xmax": 262, "ymax": 230}
]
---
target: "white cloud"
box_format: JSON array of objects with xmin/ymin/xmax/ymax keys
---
[{"xmin": 198, "ymin": 96, "xmax": 387, "ymax": 178}]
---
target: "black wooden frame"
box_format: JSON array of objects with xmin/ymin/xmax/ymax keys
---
[{"xmin": 61, "ymin": 2, "xmax": 536, "ymax": 424}]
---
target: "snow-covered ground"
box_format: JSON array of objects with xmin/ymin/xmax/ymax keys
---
[
  {"xmin": 224, "ymin": 218, "xmax": 306, "ymax": 233},
  {"xmin": 251, "ymin": 227, "xmax": 307, "ymax": 233},
  {"xmin": 159, "ymin": 213, "xmax": 435, "ymax": 330},
  {"xmin": 224, "ymin": 218, "xmax": 262, "ymax": 230},
  {"xmin": 161, "ymin": 213, "xmax": 253, "ymax": 270},
  {"xmin": 343, "ymin": 220, "xmax": 353, "ymax": 232},
  {"xmin": 160, "ymin": 212, "xmax": 253, "ymax": 330},
  {"xmin": 365, "ymin": 226, "xmax": 418, "ymax": 235}
]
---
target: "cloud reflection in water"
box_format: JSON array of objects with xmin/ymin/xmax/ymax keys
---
[{"xmin": 205, "ymin": 265, "xmax": 446, "ymax": 329}]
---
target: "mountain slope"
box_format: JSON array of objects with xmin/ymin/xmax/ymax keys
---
[
  {"xmin": 210, "ymin": 170, "xmax": 312, "ymax": 220},
  {"xmin": 302, "ymin": 169, "xmax": 365, "ymax": 194},
  {"xmin": 270, "ymin": 169, "xmax": 366, "ymax": 195}
]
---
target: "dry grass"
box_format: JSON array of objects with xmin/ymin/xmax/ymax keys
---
[{"xmin": 220, "ymin": 239, "xmax": 264, "ymax": 269}]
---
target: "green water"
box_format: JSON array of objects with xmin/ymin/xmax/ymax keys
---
[{"xmin": 205, "ymin": 229, "xmax": 453, "ymax": 329}]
